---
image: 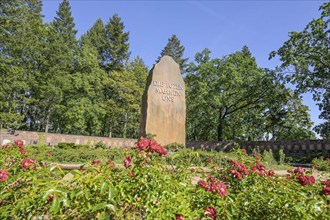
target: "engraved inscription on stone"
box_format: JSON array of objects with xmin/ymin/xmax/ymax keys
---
[{"xmin": 139, "ymin": 56, "xmax": 186, "ymax": 146}]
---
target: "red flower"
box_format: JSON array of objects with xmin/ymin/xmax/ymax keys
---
[
  {"xmin": 19, "ymin": 148, "xmax": 27, "ymax": 155},
  {"xmin": 198, "ymin": 180, "xmax": 208, "ymax": 189},
  {"xmin": 267, "ymin": 170, "xmax": 275, "ymax": 176},
  {"xmin": 1, "ymin": 144, "xmax": 9, "ymax": 148},
  {"xmin": 208, "ymin": 176, "xmax": 216, "ymax": 184},
  {"xmin": 124, "ymin": 156, "xmax": 132, "ymax": 168},
  {"xmin": 214, "ymin": 181, "xmax": 228, "ymax": 197},
  {"xmin": 297, "ymin": 175, "xmax": 308, "ymax": 185},
  {"xmin": 191, "ymin": 167, "xmax": 196, "ymax": 172},
  {"xmin": 47, "ymin": 194, "xmax": 54, "ymax": 202},
  {"xmin": 321, "ymin": 180, "xmax": 330, "ymax": 187},
  {"xmin": 14, "ymin": 139, "xmax": 24, "ymax": 147},
  {"xmin": 294, "ymin": 167, "xmax": 304, "ymax": 175},
  {"xmin": 231, "ymin": 160, "xmax": 249, "ymax": 175},
  {"xmin": 251, "ymin": 161, "xmax": 266, "ymax": 176},
  {"xmin": 198, "ymin": 178, "xmax": 227, "ymax": 197},
  {"xmin": 323, "ymin": 187, "xmax": 330, "ymax": 195},
  {"xmin": 149, "ymin": 140, "xmax": 159, "ymax": 151},
  {"xmin": 205, "ymin": 207, "xmax": 217, "ymax": 220},
  {"xmin": 256, "ymin": 161, "xmax": 265, "ymax": 171},
  {"xmin": 91, "ymin": 159, "xmax": 101, "ymax": 165},
  {"xmin": 297, "ymin": 175, "xmax": 315, "ymax": 186},
  {"xmin": 154, "ymin": 145, "xmax": 168, "ymax": 156},
  {"xmin": 136, "ymin": 138, "xmax": 150, "ymax": 150},
  {"xmin": 206, "ymin": 157, "xmax": 214, "ymax": 163},
  {"xmin": 176, "ymin": 214, "xmax": 185, "ymax": 220},
  {"xmin": 0, "ymin": 170, "xmax": 9, "ymax": 182},
  {"xmin": 241, "ymin": 149, "xmax": 247, "ymax": 154},
  {"xmin": 20, "ymin": 158, "xmax": 35, "ymax": 170},
  {"xmin": 307, "ymin": 176, "xmax": 315, "ymax": 185},
  {"xmin": 136, "ymin": 138, "xmax": 167, "ymax": 156},
  {"xmin": 230, "ymin": 169, "xmax": 243, "ymax": 179}
]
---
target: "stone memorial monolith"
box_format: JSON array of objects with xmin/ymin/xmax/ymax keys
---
[{"xmin": 139, "ymin": 56, "xmax": 186, "ymax": 146}]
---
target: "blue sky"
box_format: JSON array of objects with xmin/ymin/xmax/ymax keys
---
[{"xmin": 42, "ymin": 0, "xmax": 326, "ymax": 131}]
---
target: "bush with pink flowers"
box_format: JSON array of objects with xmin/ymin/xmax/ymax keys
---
[{"xmin": 0, "ymin": 139, "xmax": 329, "ymax": 219}]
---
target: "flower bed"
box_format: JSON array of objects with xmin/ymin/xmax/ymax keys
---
[{"xmin": 0, "ymin": 139, "xmax": 329, "ymax": 219}]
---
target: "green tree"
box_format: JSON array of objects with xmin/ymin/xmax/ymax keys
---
[
  {"xmin": 32, "ymin": 0, "xmax": 78, "ymax": 133},
  {"xmin": 102, "ymin": 57, "xmax": 148, "ymax": 138},
  {"xmin": 157, "ymin": 34, "xmax": 189, "ymax": 73},
  {"xmin": 270, "ymin": 2, "xmax": 330, "ymax": 138},
  {"xmin": 186, "ymin": 47, "xmax": 315, "ymax": 141},
  {"xmin": 0, "ymin": 0, "xmax": 45, "ymax": 130},
  {"xmin": 54, "ymin": 44, "xmax": 107, "ymax": 136},
  {"xmin": 187, "ymin": 47, "xmax": 272, "ymax": 141},
  {"xmin": 104, "ymin": 14, "xmax": 130, "ymax": 72},
  {"xmin": 80, "ymin": 18, "xmax": 107, "ymax": 68}
]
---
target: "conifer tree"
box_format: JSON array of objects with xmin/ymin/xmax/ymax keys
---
[
  {"xmin": 34, "ymin": 0, "xmax": 78, "ymax": 133},
  {"xmin": 0, "ymin": 0, "xmax": 45, "ymax": 130},
  {"xmin": 80, "ymin": 18, "xmax": 107, "ymax": 68},
  {"xmin": 104, "ymin": 14, "xmax": 130, "ymax": 72},
  {"xmin": 157, "ymin": 34, "xmax": 188, "ymax": 73}
]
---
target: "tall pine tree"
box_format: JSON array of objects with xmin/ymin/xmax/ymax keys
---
[
  {"xmin": 80, "ymin": 18, "xmax": 107, "ymax": 68},
  {"xmin": 33, "ymin": 0, "xmax": 78, "ymax": 133},
  {"xmin": 157, "ymin": 34, "xmax": 188, "ymax": 73},
  {"xmin": 0, "ymin": 0, "xmax": 45, "ymax": 130},
  {"xmin": 104, "ymin": 14, "xmax": 130, "ymax": 72}
]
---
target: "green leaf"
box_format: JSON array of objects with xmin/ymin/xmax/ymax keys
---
[
  {"xmin": 50, "ymin": 197, "xmax": 60, "ymax": 214},
  {"xmin": 91, "ymin": 202, "xmax": 106, "ymax": 212},
  {"xmin": 108, "ymin": 187, "xmax": 115, "ymax": 200},
  {"xmin": 100, "ymin": 182, "xmax": 108, "ymax": 194},
  {"xmin": 106, "ymin": 204, "xmax": 115, "ymax": 212}
]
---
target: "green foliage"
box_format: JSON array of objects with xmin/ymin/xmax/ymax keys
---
[
  {"xmin": 279, "ymin": 148, "xmax": 286, "ymax": 165},
  {"xmin": 186, "ymin": 47, "xmax": 314, "ymax": 141},
  {"xmin": 312, "ymin": 157, "xmax": 330, "ymax": 171},
  {"xmin": 2, "ymin": 142, "xmax": 329, "ymax": 219},
  {"xmin": 57, "ymin": 142, "xmax": 82, "ymax": 150},
  {"xmin": 156, "ymin": 34, "xmax": 189, "ymax": 72},
  {"xmin": 0, "ymin": 0, "xmax": 44, "ymax": 130},
  {"xmin": 104, "ymin": 14, "xmax": 130, "ymax": 72},
  {"xmin": 165, "ymin": 142, "xmax": 185, "ymax": 152},
  {"xmin": 270, "ymin": 2, "xmax": 330, "ymax": 138},
  {"xmin": 262, "ymin": 149, "xmax": 277, "ymax": 167},
  {"xmin": 94, "ymin": 141, "xmax": 107, "ymax": 149}
]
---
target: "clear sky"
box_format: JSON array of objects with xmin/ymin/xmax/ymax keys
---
[{"xmin": 42, "ymin": 0, "xmax": 327, "ymax": 131}]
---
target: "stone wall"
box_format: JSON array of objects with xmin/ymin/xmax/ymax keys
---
[
  {"xmin": 0, "ymin": 130, "xmax": 137, "ymax": 148},
  {"xmin": 186, "ymin": 140, "xmax": 330, "ymax": 155},
  {"xmin": 1, "ymin": 130, "xmax": 329, "ymax": 155}
]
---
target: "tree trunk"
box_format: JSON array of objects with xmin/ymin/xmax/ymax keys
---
[
  {"xmin": 217, "ymin": 108, "xmax": 227, "ymax": 141},
  {"xmin": 109, "ymin": 116, "xmax": 112, "ymax": 138},
  {"xmin": 123, "ymin": 112, "xmax": 128, "ymax": 138},
  {"xmin": 45, "ymin": 111, "xmax": 50, "ymax": 133},
  {"xmin": 217, "ymin": 119, "xmax": 224, "ymax": 141}
]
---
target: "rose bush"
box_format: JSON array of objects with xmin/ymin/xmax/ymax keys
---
[{"xmin": 0, "ymin": 139, "xmax": 329, "ymax": 219}]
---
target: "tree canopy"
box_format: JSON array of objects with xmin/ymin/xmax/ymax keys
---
[
  {"xmin": 0, "ymin": 0, "xmax": 320, "ymax": 141},
  {"xmin": 157, "ymin": 34, "xmax": 189, "ymax": 73},
  {"xmin": 270, "ymin": 2, "xmax": 330, "ymax": 138}
]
